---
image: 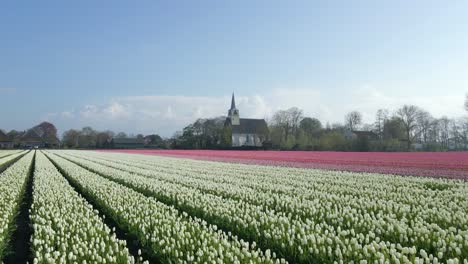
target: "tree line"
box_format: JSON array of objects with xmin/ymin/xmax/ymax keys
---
[
  {"xmin": 33, "ymin": 95, "xmax": 468, "ymax": 151},
  {"xmin": 61, "ymin": 127, "xmax": 166, "ymax": 149},
  {"xmin": 172, "ymin": 95, "xmax": 468, "ymax": 151},
  {"xmin": 267, "ymin": 104, "xmax": 468, "ymax": 151}
]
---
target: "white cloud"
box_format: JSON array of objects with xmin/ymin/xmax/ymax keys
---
[
  {"xmin": 60, "ymin": 111, "xmax": 74, "ymax": 118},
  {"xmin": 103, "ymin": 102, "xmax": 131, "ymax": 119},
  {"xmin": 46, "ymin": 88, "xmax": 467, "ymax": 137}
]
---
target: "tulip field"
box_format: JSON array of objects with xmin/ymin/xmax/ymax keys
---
[
  {"xmin": 103, "ymin": 149, "xmax": 468, "ymax": 180},
  {"xmin": 0, "ymin": 150, "xmax": 467, "ymax": 263}
]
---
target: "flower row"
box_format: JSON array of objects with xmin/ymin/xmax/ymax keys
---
[
  {"xmin": 0, "ymin": 151, "xmax": 34, "ymax": 259},
  {"xmin": 31, "ymin": 151, "xmax": 135, "ymax": 263},
  {"xmin": 68, "ymin": 150, "xmax": 467, "ymax": 257},
  {"xmin": 0, "ymin": 150, "xmax": 22, "ymax": 159},
  {"xmin": 50, "ymin": 151, "xmax": 468, "ymax": 263},
  {"xmin": 46, "ymin": 151, "xmax": 283, "ymax": 264},
  {"xmin": 0, "ymin": 150, "xmax": 29, "ymax": 171}
]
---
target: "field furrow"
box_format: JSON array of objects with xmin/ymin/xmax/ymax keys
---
[{"xmin": 0, "ymin": 151, "xmax": 34, "ymax": 260}]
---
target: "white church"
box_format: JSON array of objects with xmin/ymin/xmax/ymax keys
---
[{"xmin": 224, "ymin": 94, "xmax": 269, "ymax": 147}]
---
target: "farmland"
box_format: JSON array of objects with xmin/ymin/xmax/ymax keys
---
[
  {"xmin": 102, "ymin": 149, "xmax": 468, "ymax": 180},
  {"xmin": 0, "ymin": 150, "xmax": 467, "ymax": 263}
]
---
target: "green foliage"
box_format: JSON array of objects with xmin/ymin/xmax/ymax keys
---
[
  {"xmin": 356, "ymin": 136, "xmax": 370, "ymax": 152},
  {"xmin": 319, "ymin": 131, "xmax": 348, "ymax": 151},
  {"xmin": 299, "ymin": 117, "xmax": 322, "ymax": 136},
  {"xmin": 423, "ymin": 181, "xmax": 452, "ymax": 191},
  {"xmin": 221, "ymin": 126, "xmax": 232, "ymax": 147},
  {"xmin": 172, "ymin": 117, "xmax": 226, "ymax": 149},
  {"xmin": 384, "ymin": 117, "xmax": 406, "ymax": 140}
]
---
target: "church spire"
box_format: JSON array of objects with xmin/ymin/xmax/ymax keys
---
[
  {"xmin": 230, "ymin": 93, "xmax": 236, "ymax": 109},
  {"xmin": 228, "ymin": 92, "xmax": 240, "ymax": 125}
]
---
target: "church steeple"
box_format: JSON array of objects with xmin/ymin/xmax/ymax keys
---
[
  {"xmin": 230, "ymin": 93, "xmax": 236, "ymax": 110},
  {"xmin": 228, "ymin": 93, "xmax": 240, "ymax": 125}
]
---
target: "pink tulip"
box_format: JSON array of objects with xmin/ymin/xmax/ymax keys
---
[{"xmin": 98, "ymin": 150, "xmax": 468, "ymax": 180}]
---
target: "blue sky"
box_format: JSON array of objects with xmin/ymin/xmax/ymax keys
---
[{"xmin": 1, "ymin": 0, "xmax": 467, "ymax": 136}]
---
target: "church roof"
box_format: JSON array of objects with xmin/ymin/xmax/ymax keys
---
[
  {"xmin": 230, "ymin": 93, "xmax": 236, "ymax": 109},
  {"xmin": 21, "ymin": 129, "xmax": 44, "ymax": 142},
  {"xmin": 351, "ymin": 130, "xmax": 379, "ymax": 139},
  {"xmin": 227, "ymin": 118, "xmax": 269, "ymax": 135}
]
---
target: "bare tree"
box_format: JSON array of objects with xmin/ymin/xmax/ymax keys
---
[
  {"xmin": 271, "ymin": 107, "xmax": 304, "ymax": 142},
  {"xmin": 449, "ymin": 119, "xmax": 463, "ymax": 149},
  {"xmin": 272, "ymin": 110, "xmax": 289, "ymax": 142},
  {"xmin": 62, "ymin": 129, "xmax": 81, "ymax": 148},
  {"xmin": 438, "ymin": 116, "xmax": 451, "ymax": 148},
  {"xmin": 459, "ymin": 117, "xmax": 468, "ymax": 150},
  {"xmin": 288, "ymin": 107, "xmax": 304, "ymax": 137},
  {"xmin": 374, "ymin": 109, "xmax": 389, "ymax": 139},
  {"xmin": 396, "ymin": 105, "xmax": 421, "ymax": 150},
  {"xmin": 345, "ymin": 111, "xmax": 362, "ymax": 131},
  {"xmin": 416, "ymin": 110, "xmax": 434, "ymax": 144}
]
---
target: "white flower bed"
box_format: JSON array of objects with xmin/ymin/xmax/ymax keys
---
[
  {"xmin": 31, "ymin": 151, "xmax": 135, "ymax": 264},
  {"xmin": 0, "ymin": 151, "xmax": 34, "ymax": 258},
  {"xmin": 0, "ymin": 150, "xmax": 29, "ymax": 170},
  {"xmin": 54, "ymin": 150, "xmax": 468, "ymax": 263},
  {"xmin": 0, "ymin": 150, "xmax": 22, "ymax": 159},
  {"xmin": 46, "ymin": 151, "xmax": 282, "ymax": 264}
]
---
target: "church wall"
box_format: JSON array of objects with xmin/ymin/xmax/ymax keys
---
[{"xmin": 232, "ymin": 133, "xmax": 263, "ymax": 147}]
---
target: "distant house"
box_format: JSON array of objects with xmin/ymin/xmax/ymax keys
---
[
  {"xmin": 0, "ymin": 130, "xmax": 14, "ymax": 149},
  {"xmin": 30, "ymin": 122, "xmax": 60, "ymax": 148},
  {"xmin": 344, "ymin": 130, "xmax": 379, "ymax": 141},
  {"xmin": 224, "ymin": 94, "xmax": 269, "ymax": 147},
  {"xmin": 110, "ymin": 138, "xmax": 145, "ymax": 149},
  {"xmin": 448, "ymin": 137, "xmax": 468, "ymax": 150},
  {"xmin": 20, "ymin": 129, "xmax": 46, "ymax": 148},
  {"xmin": 411, "ymin": 143, "xmax": 424, "ymax": 151}
]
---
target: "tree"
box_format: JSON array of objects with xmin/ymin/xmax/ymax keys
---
[
  {"xmin": 288, "ymin": 107, "xmax": 304, "ymax": 138},
  {"xmin": 438, "ymin": 116, "xmax": 451, "ymax": 148},
  {"xmin": 416, "ymin": 110, "xmax": 434, "ymax": 144},
  {"xmin": 383, "ymin": 117, "xmax": 405, "ymax": 140},
  {"xmin": 6, "ymin": 130, "xmax": 22, "ymax": 146},
  {"xmin": 32, "ymin": 122, "xmax": 60, "ymax": 146},
  {"xmin": 299, "ymin": 117, "xmax": 322, "ymax": 137},
  {"xmin": 459, "ymin": 117, "xmax": 468, "ymax": 150},
  {"xmin": 319, "ymin": 131, "xmax": 347, "ymax": 151},
  {"xmin": 396, "ymin": 105, "xmax": 421, "ymax": 150},
  {"xmin": 115, "ymin": 132, "xmax": 128, "ymax": 139},
  {"xmin": 62, "ymin": 129, "xmax": 81, "ymax": 148},
  {"xmin": 96, "ymin": 131, "xmax": 114, "ymax": 148},
  {"xmin": 173, "ymin": 117, "xmax": 226, "ymax": 149},
  {"xmin": 79, "ymin": 127, "xmax": 98, "ymax": 148},
  {"xmin": 271, "ymin": 107, "xmax": 304, "ymax": 144},
  {"xmin": 345, "ymin": 111, "xmax": 362, "ymax": 131},
  {"xmin": 374, "ymin": 109, "xmax": 389, "ymax": 139},
  {"xmin": 145, "ymin": 134, "xmax": 164, "ymax": 148}
]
